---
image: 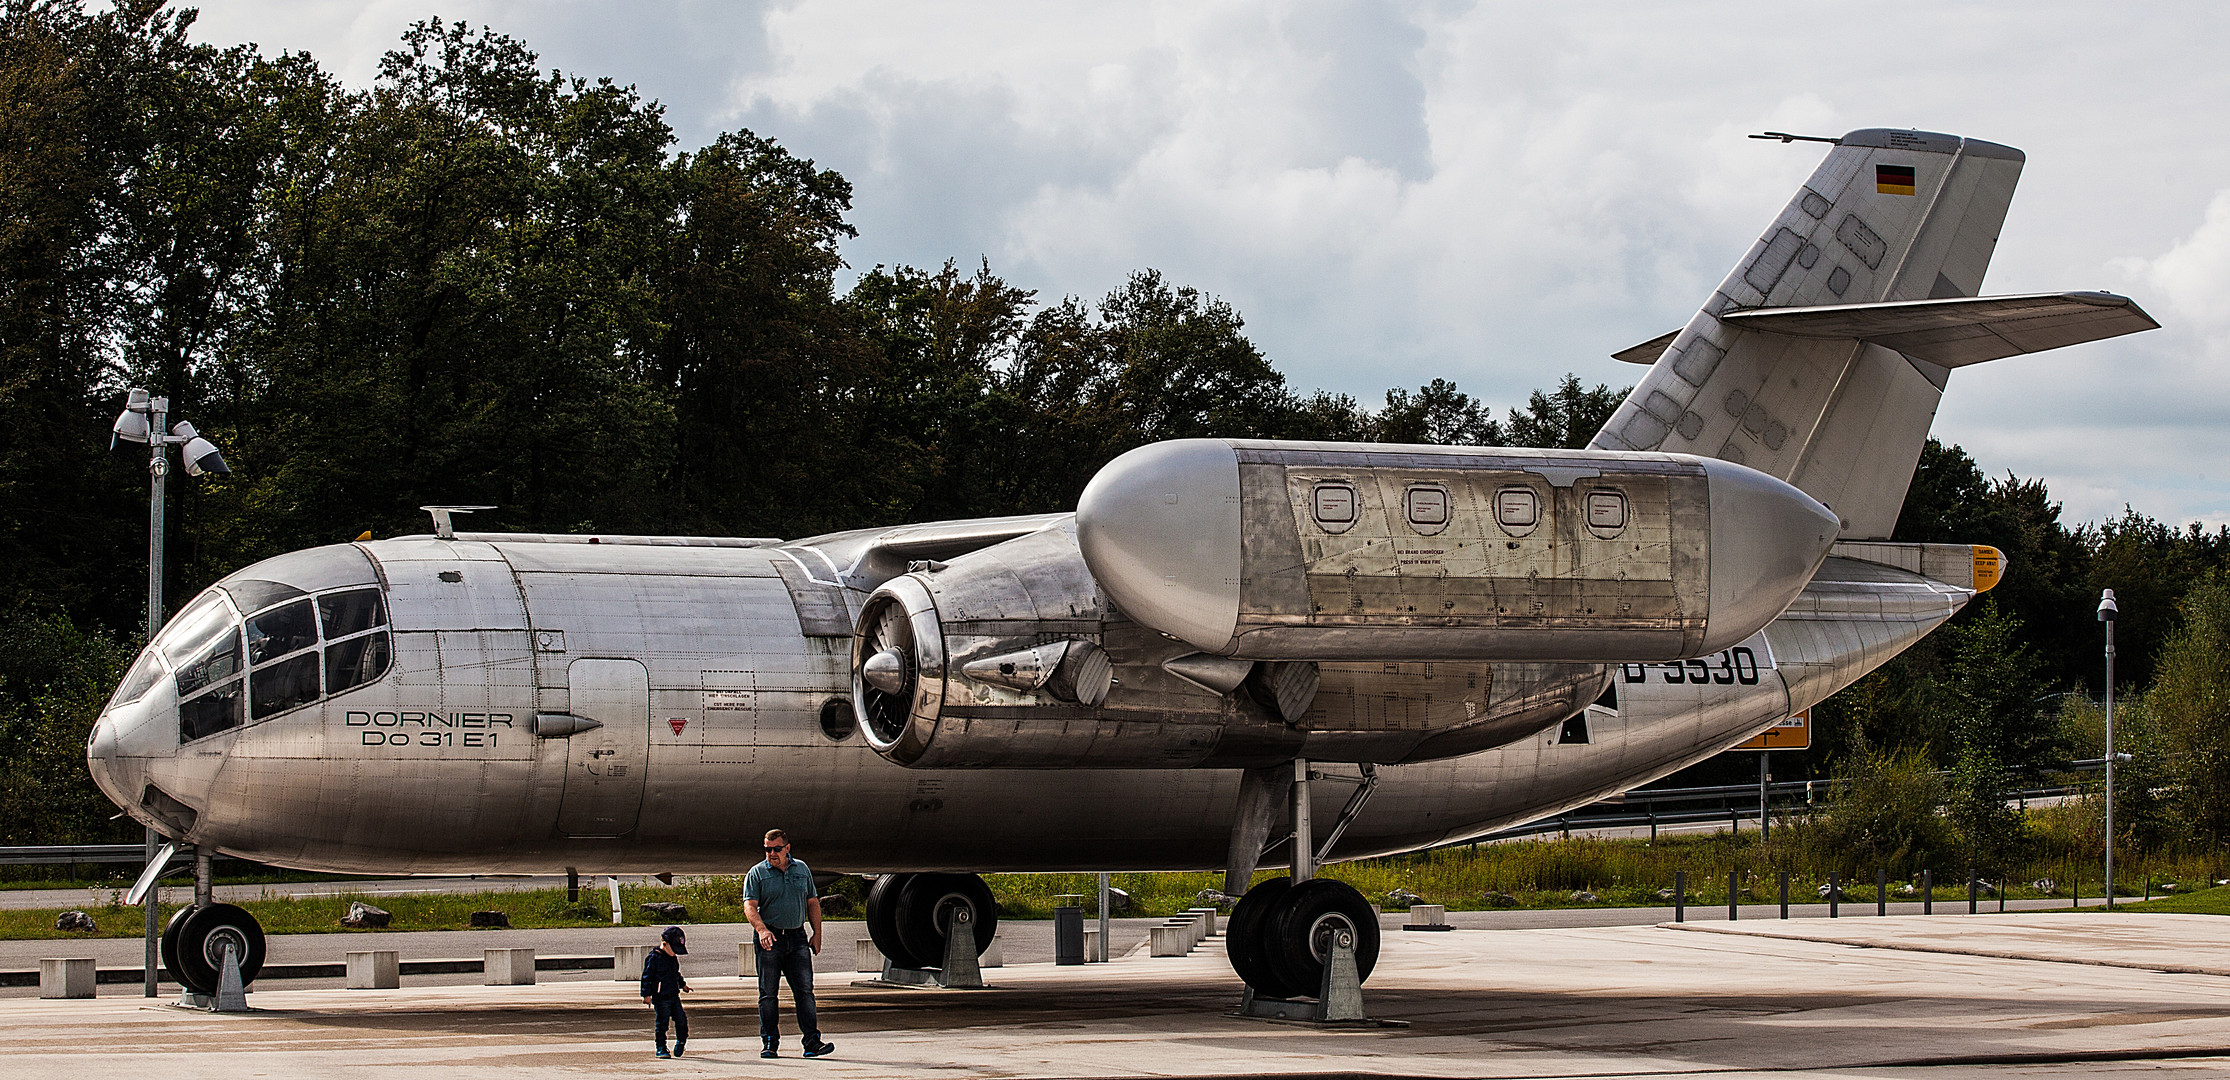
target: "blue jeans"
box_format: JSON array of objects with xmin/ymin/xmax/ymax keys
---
[
  {"xmin": 652, "ymin": 997, "xmax": 687, "ymax": 1051},
  {"xmin": 756, "ymin": 927, "xmax": 820, "ymax": 1044}
]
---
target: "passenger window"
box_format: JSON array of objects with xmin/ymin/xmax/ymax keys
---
[
  {"xmin": 319, "ymin": 589, "xmax": 386, "ymax": 638},
  {"xmin": 1311, "ymin": 483, "xmax": 1358, "ymax": 534},
  {"xmin": 248, "ymin": 600, "xmax": 318, "ymax": 665},
  {"xmin": 174, "ymin": 626, "xmax": 242, "ymax": 698},
  {"xmin": 1494, "ymin": 487, "xmax": 1540, "ymax": 537},
  {"xmin": 179, "ymin": 681, "xmax": 242, "ymax": 742},
  {"xmin": 110, "ymin": 647, "xmax": 166, "ymax": 708},
  {"xmin": 325, "ymin": 633, "xmax": 392, "ymax": 695},
  {"xmin": 252, "ymin": 652, "xmax": 321, "ymax": 720}
]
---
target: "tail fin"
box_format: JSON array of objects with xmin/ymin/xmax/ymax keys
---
[{"xmin": 1592, "ymin": 129, "xmax": 2030, "ymax": 539}]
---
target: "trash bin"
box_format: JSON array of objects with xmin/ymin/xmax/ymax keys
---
[{"xmin": 1053, "ymin": 905, "xmax": 1086, "ymax": 965}]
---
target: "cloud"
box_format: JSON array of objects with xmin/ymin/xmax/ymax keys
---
[{"xmin": 178, "ymin": 0, "xmax": 2230, "ymax": 528}]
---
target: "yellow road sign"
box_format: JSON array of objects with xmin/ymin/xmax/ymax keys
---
[{"xmin": 1733, "ymin": 710, "xmax": 1810, "ymax": 751}]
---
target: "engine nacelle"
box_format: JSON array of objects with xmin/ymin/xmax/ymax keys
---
[
  {"xmin": 850, "ymin": 522, "xmax": 1608, "ymax": 769},
  {"xmin": 1076, "ymin": 439, "xmax": 1839, "ymax": 663}
]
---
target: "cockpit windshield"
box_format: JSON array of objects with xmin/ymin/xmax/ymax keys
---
[
  {"xmin": 162, "ymin": 591, "xmax": 245, "ymax": 742},
  {"xmin": 129, "ymin": 582, "xmax": 394, "ymax": 744}
]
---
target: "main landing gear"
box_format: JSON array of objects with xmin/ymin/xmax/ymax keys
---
[
  {"xmin": 1221, "ymin": 758, "xmax": 1388, "ymax": 1021},
  {"xmin": 862, "ymin": 872, "xmax": 999, "ymax": 987}
]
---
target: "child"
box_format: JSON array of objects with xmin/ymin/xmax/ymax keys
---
[{"xmin": 639, "ymin": 926, "xmax": 692, "ymax": 1058}]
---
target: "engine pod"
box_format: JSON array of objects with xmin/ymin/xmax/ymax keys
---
[{"xmin": 1077, "ymin": 439, "xmax": 1839, "ymax": 663}]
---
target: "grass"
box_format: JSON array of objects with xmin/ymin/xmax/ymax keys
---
[
  {"xmin": 2104, "ymin": 885, "xmax": 2230, "ymax": 915},
  {"xmin": 12, "ymin": 828, "xmax": 2230, "ymax": 941}
]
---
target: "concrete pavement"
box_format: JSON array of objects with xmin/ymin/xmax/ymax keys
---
[{"xmin": 5, "ymin": 912, "xmax": 2230, "ymax": 1077}]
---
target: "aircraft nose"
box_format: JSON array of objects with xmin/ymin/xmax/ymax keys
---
[{"xmin": 86, "ymin": 710, "xmax": 138, "ymax": 808}]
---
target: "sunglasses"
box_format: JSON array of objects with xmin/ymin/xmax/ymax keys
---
[{"xmin": 764, "ymin": 845, "xmax": 787, "ymax": 853}]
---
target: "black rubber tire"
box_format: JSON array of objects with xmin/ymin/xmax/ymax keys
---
[
  {"xmin": 1263, "ymin": 878, "xmax": 1379, "ymax": 999},
  {"xmin": 159, "ymin": 904, "xmax": 195, "ymax": 991},
  {"xmin": 1225, "ymin": 877, "xmax": 1300, "ymax": 999},
  {"xmin": 865, "ymin": 873, "xmax": 921, "ymax": 969},
  {"xmin": 892, "ymin": 872, "xmax": 998, "ymax": 970},
  {"xmin": 170, "ymin": 902, "xmax": 266, "ymax": 995}
]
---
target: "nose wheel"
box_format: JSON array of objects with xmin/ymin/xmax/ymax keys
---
[{"xmin": 161, "ymin": 903, "xmax": 266, "ymax": 996}]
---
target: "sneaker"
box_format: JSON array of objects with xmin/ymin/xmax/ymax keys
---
[
  {"xmin": 672, "ymin": 1043, "xmax": 685, "ymax": 1058},
  {"xmin": 761, "ymin": 1038, "xmax": 779, "ymax": 1059},
  {"xmin": 655, "ymin": 1048, "xmax": 671, "ymax": 1059},
  {"xmin": 803, "ymin": 1041, "xmax": 835, "ymax": 1059}
]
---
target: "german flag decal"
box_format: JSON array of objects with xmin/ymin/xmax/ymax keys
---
[{"xmin": 1876, "ymin": 164, "xmax": 1917, "ymax": 196}]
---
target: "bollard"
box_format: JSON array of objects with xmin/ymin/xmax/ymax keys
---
[
  {"xmin": 1149, "ymin": 924, "xmax": 1191, "ymax": 957},
  {"xmin": 1829, "ymin": 872, "xmax": 1839, "ymax": 918},
  {"xmin": 347, "ymin": 950, "xmax": 400, "ymax": 990},
  {"xmin": 1968, "ymin": 869, "xmax": 1978, "ymax": 915},
  {"xmin": 1186, "ymin": 907, "xmax": 1220, "ymax": 937},
  {"xmin": 1082, "ymin": 928, "xmax": 1101, "ymax": 963},
  {"xmin": 1877, "ymin": 869, "xmax": 1887, "ymax": 917},
  {"xmin": 2073, "ymin": 877, "xmax": 2080, "ymax": 910},
  {"xmin": 1923, "ymin": 869, "xmax": 1933, "ymax": 915},
  {"xmin": 1778, "ymin": 872, "xmax": 1788, "ymax": 920},
  {"xmin": 614, "ymin": 944, "xmax": 650, "ymax": 983},
  {"xmin": 485, "ymin": 948, "xmax": 536, "ymax": 986},
  {"xmin": 855, "ymin": 938, "xmax": 883, "ymax": 973},
  {"xmin": 1674, "ymin": 871, "xmax": 1685, "ymax": 923},
  {"xmin": 1408, "ymin": 904, "xmax": 1448, "ymax": 928},
  {"xmin": 38, "ymin": 958, "xmax": 95, "ymax": 999},
  {"xmin": 1728, "ymin": 872, "xmax": 1739, "ymax": 922},
  {"xmin": 1053, "ymin": 906, "xmax": 1086, "ymax": 965}
]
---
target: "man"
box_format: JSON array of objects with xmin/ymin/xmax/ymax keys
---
[
  {"xmin": 638, "ymin": 925, "xmax": 692, "ymax": 1059},
  {"xmin": 745, "ymin": 828, "xmax": 833, "ymax": 1059}
]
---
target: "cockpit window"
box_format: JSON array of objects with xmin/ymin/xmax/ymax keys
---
[
  {"xmin": 326, "ymin": 633, "xmax": 391, "ymax": 695},
  {"xmin": 158, "ymin": 593, "xmax": 234, "ymax": 665},
  {"xmin": 110, "ymin": 647, "xmax": 166, "ymax": 708},
  {"xmin": 251, "ymin": 652, "xmax": 321, "ymax": 720},
  {"xmin": 319, "ymin": 589, "xmax": 386, "ymax": 638},
  {"xmin": 172, "ymin": 617, "xmax": 242, "ymax": 698},
  {"xmin": 223, "ymin": 578, "xmax": 308, "ymax": 613},
  {"xmin": 248, "ymin": 600, "xmax": 318, "ymax": 665},
  {"xmin": 180, "ymin": 682, "xmax": 242, "ymax": 741}
]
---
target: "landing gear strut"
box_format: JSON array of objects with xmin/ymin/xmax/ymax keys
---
[
  {"xmin": 159, "ymin": 848, "xmax": 266, "ymax": 1000},
  {"xmin": 862, "ymin": 872, "xmax": 999, "ymax": 987}
]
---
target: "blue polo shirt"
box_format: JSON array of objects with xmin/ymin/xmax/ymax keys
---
[{"xmin": 744, "ymin": 857, "xmax": 815, "ymax": 930}]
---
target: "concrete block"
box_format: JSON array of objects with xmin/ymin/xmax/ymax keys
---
[
  {"xmin": 613, "ymin": 944, "xmax": 651, "ymax": 983},
  {"xmin": 1149, "ymin": 924, "xmax": 1191, "ymax": 957},
  {"xmin": 1409, "ymin": 904, "xmax": 1447, "ymax": 926},
  {"xmin": 980, "ymin": 938, "xmax": 1003, "ymax": 968},
  {"xmin": 484, "ymin": 948, "xmax": 535, "ymax": 985},
  {"xmin": 854, "ymin": 938, "xmax": 882, "ymax": 973},
  {"xmin": 346, "ymin": 950, "xmax": 399, "ymax": 990},
  {"xmin": 743, "ymin": 941, "xmax": 761, "ymax": 977},
  {"xmin": 1083, "ymin": 927, "xmax": 1101, "ymax": 962},
  {"xmin": 38, "ymin": 958, "xmax": 94, "ymax": 999}
]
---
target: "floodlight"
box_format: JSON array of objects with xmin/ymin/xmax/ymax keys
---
[{"xmin": 172, "ymin": 423, "xmax": 230, "ymax": 476}]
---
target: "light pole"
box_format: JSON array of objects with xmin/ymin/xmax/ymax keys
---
[
  {"xmin": 2098, "ymin": 588, "xmax": 2118, "ymax": 910},
  {"xmin": 110, "ymin": 388, "xmax": 228, "ymax": 996}
]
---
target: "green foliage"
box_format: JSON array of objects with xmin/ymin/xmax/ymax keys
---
[
  {"xmin": 2150, "ymin": 570, "xmax": 2230, "ymax": 844},
  {"xmin": 0, "ymin": 607, "xmax": 134, "ymax": 844},
  {"xmin": 1797, "ymin": 749, "xmax": 1955, "ymax": 875}
]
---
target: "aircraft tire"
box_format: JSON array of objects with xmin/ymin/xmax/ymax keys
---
[
  {"xmin": 1224, "ymin": 876, "xmax": 1300, "ymax": 998},
  {"xmin": 865, "ymin": 873, "xmax": 922, "ymax": 969},
  {"xmin": 1262, "ymin": 878, "xmax": 1378, "ymax": 998},
  {"xmin": 159, "ymin": 904, "xmax": 195, "ymax": 991},
  {"xmin": 169, "ymin": 902, "xmax": 266, "ymax": 995},
  {"xmin": 892, "ymin": 872, "xmax": 998, "ymax": 969}
]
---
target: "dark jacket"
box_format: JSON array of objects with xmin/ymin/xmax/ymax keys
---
[{"xmin": 640, "ymin": 947, "xmax": 688, "ymax": 999}]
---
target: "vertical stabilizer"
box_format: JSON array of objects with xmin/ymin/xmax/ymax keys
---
[{"xmin": 1591, "ymin": 130, "xmax": 2024, "ymax": 539}]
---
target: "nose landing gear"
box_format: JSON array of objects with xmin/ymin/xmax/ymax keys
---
[{"xmin": 161, "ymin": 902, "xmax": 266, "ymax": 998}]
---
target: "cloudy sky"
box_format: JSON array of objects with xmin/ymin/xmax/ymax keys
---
[{"xmin": 182, "ymin": 1, "xmax": 2230, "ymax": 530}]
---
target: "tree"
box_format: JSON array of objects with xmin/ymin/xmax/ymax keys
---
[
  {"xmin": 1373, "ymin": 378, "xmax": 1497, "ymax": 445},
  {"xmin": 2148, "ymin": 570, "xmax": 2230, "ymax": 845},
  {"xmin": 1501, "ymin": 374, "xmax": 1624, "ymax": 449},
  {"xmin": 1937, "ymin": 598, "xmax": 2049, "ymax": 869}
]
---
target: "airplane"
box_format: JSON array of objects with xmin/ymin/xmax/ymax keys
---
[{"xmin": 87, "ymin": 128, "xmax": 2156, "ymax": 1003}]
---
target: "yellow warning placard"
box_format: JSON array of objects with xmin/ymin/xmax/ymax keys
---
[{"xmin": 1732, "ymin": 710, "xmax": 1810, "ymax": 751}]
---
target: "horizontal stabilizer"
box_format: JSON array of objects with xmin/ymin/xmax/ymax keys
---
[
  {"xmin": 1720, "ymin": 291, "xmax": 2157, "ymax": 367},
  {"xmin": 1614, "ymin": 291, "xmax": 2157, "ymax": 367}
]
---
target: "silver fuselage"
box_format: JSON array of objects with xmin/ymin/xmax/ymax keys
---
[{"xmin": 86, "ymin": 523, "xmax": 1972, "ymax": 877}]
